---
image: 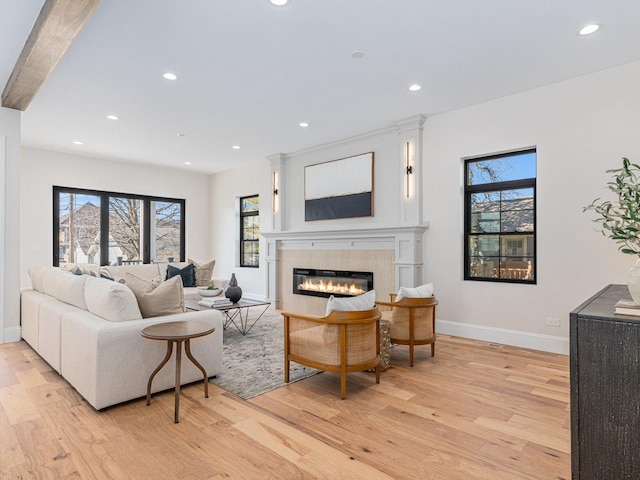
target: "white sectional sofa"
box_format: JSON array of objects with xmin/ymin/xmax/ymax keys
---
[{"xmin": 21, "ymin": 265, "xmax": 225, "ymax": 410}]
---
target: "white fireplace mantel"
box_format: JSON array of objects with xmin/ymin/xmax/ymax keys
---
[{"xmin": 262, "ymin": 224, "xmax": 428, "ymax": 308}]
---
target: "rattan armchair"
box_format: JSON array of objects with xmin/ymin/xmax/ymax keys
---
[
  {"xmin": 282, "ymin": 308, "xmax": 382, "ymax": 399},
  {"xmin": 375, "ymin": 294, "xmax": 438, "ymax": 366}
]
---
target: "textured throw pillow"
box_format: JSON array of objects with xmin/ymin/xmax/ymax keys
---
[
  {"xmin": 188, "ymin": 258, "xmax": 216, "ymax": 287},
  {"xmin": 325, "ymin": 289, "xmax": 376, "ymax": 315},
  {"xmin": 84, "ymin": 276, "xmax": 143, "ymax": 322},
  {"xmin": 166, "ymin": 263, "xmax": 196, "ymax": 288},
  {"xmin": 395, "ymin": 283, "xmax": 434, "ymax": 301},
  {"xmin": 126, "ymin": 273, "xmax": 185, "ymax": 318}
]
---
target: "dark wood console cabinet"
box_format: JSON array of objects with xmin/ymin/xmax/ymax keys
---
[{"xmin": 570, "ymin": 284, "xmax": 640, "ymax": 479}]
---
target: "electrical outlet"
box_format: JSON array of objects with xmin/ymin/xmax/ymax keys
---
[{"xmin": 545, "ymin": 317, "xmax": 560, "ymax": 327}]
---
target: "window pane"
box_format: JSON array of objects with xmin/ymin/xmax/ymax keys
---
[
  {"xmin": 500, "ymin": 258, "xmax": 534, "ymax": 280},
  {"xmin": 242, "ymin": 241, "xmax": 259, "ymax": 267},
  {"xmin": 109, "ymin": 197, "xmax": 142, "ymax": 265},
  {"xmin": 469, "ymin": 234, "xmax": 500, "ymax": 257},
  {"xmin": 153, "ymin": 201, "xmax": 181, "ymax": 262},
  {"xmin": 469, "ymin": 256, "xmax": 498, "ymax": 278},
  {"xmin": 242, "ymin": 215, "xmax": 259, "ymax": 240},
  {"xmin": 58, "ymin": 193, "xmax": 101, "ymax": 266},
  {"xmin": 241, "ymin": 196, "xmax": 259, "ymax": 213},
  {"xmin": 471, "ymin": 192, "xmax": 500, "ymax": 233},
  {"xmin": 467, "ymin": 151, "xmax": 536, "ymax": 185}
]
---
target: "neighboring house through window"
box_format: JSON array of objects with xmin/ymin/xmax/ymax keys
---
[
  {"xmin": 464, "ymin": 149, "xmax": 536, "ymax": 283},
  {"xmin": 240, "ymin": 195, "xmax": 259, "ymax": 267},
  {"xmin": 54, "ymin": 186, "xmax": 185, "ymax": 266}
]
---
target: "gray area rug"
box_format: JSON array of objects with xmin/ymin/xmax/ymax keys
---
[{"xmin": 210, "ymin": 309, "xmax": 320, "ymax": 399}]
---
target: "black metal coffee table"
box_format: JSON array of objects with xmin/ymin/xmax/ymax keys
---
[{"xmin": 185, "ymin": 296, "xmax": 270, "ymax": 335}]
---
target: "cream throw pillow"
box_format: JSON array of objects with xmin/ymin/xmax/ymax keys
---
[
  {"xmin": 188, "ymin": 258, "xmax": 216, "ymax": 287},
  {"xmin": 325, "ymin": 289, "xmax": 376, "ymax": 315},
  {"xmin": 126, "ymin": 273, "xmax": 185, "ymax": 318},
  {"xmin": 395, "ymin": 283, "xmax": 434, "ymax": 301},
  {"xmin": 84, "ymin": 276, "xmax": 143, "ymax": 322}
]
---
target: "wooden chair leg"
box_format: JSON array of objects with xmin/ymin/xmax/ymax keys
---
[
  {"xmin": 284, "ymin": 359, "xmax": 290, "ymax": 383},
  {"xmin": 340, "ymin": 372, "xmax": 347, "ymax": 399},
  {"xmin": 375, "ymin": 365, "xmax": 380, "ymax": 384},
  {"xmin": 431, "ymin": 341, "xmax": 435, "ymax": 357},
  {"xmin": 409, "ymin": 343, "xmax": 414, "ymax": 367}
]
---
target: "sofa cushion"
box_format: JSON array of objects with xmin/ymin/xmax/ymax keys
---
[
  {"xmin": 41, "ymin": 268, "xmax": 89, "ymax": 310},
  {"xmin": 325, "ymin": 289, "xmax": 376, "ymax": 315},
  {"xmin": 28, "ymin": 266, "xmax": 48, "ymax": 292},
  {"xmin": 84, "ymin": 276, "xmax": 143, "ymax": 322},
  {"xmin": 166, "ymin": 263, "xmax": 196, "ymax": 288},
  {"xmin": 188, "ymin": 258, "xmax": 215, "ymax": 287},
  {"xmin": 395, "ymin": 283, "xmax": 433, "ymax": 301},
  {"xmin": 100, "ymin": 264, "xmax": 161, "ymax": 283},
  {"xmin": 126, "ymin": 273, "xmax": 185, "ymax": 318}
]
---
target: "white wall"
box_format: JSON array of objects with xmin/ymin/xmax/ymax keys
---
[
  {"xmin": 208, "ymin": 159, "xmax": 271, "ymax": 298},
  {"xmin": 20, "ymin": 147, "xmax": 213, "ymax": 287},
  {"xmin": 424, "ymin": 61, "xmax": 640, "ymax": 353},
  {"xmin": 0, "ymin": 107, "xmax": 21, "ymax": 342}
]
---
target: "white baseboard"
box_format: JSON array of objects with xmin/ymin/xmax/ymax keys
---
[
  {"xmin": 436, "ymin": 319, "xmax": 569, "ymax": 355},
  {"xmin": 3, "ymin": 326, "xmax": 21, "ymax": 344}
]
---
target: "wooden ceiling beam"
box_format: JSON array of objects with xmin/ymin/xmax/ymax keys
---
[{"xmin": 1, "ymin": 0, "xmax": 101, "ymax": 111}]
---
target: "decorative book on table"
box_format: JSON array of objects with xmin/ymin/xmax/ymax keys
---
[
  {"xmin": 198, "ymin": 297, "xmax": 233, "ymax": 308},
  {"xmin": 614, "ymin": 299, "xmax": 640, "ymax": 316}
]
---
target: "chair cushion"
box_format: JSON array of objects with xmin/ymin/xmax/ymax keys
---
[
  {"xmin": 126, "ymin": 273, "xmax": 185, "ymax": 318},
  {"xmin": 188, "ymin": 258, "xmax": 216, "ymax": 287},
  {"xmin": 325, "ymin": 289, "xmax": 376, "ymax": 315},
  {"xmin": 395, "ymin": 283, "xmax": 433, "ymax": 301}
]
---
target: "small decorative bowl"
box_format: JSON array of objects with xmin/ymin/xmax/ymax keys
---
[{"xmin": 197, "ymin": 287, "xmax": 222, "ymax": 297}]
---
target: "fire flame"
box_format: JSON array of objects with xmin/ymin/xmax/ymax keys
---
[{"xmin": 299, "ymin": 279, "xmax": 365, "ymax": 296}]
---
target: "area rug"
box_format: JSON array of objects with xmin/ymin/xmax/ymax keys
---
[{"xmin": 210, "ymin": 309, "xmax": 320, "ymax": 399}]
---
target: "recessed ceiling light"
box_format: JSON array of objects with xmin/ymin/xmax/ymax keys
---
[
  {"xmin": 408, "ymin": 84, "xmax": 422, "ymax": 92},
  {"xmin": 106, "ymin": 114, "xmax": 119, "ymax": 120},
  {"xmin": 176, "ymin": 133, "xmax": 185, "ymax": 137},
  {"xmin": 351, "ymin": 51, "xmax": 365, "ymax": 59},
  {"xmin": 299, "ymin": 122, "xmax": 310, "ymax": 128},
  {"xmin": 578, "ymin": 24, "xmax": 601, "ymax": 35},
  {"xmin": 163, "ymin": 72, "xmax": 177, "ymax": 80},
  {"xmin": 269, "ymin": 0, "xmax": 289, "ymax": 5},
  {"xmin": 232, "ymin": 145, "xmax": 241, "ymax": 150},
  {"xmin": 72, "ymin": 140, "xmax": 83, "ymax": 145},
  {"xmin": 184, "ymin": 161, "xmax": 191, "ymax": 165}
]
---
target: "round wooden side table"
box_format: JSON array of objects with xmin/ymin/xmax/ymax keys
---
[{"xmin": 141, "ymin": 320, "xmax": 215, "ymax": 423}]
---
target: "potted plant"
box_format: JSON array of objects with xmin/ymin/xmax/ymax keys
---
[{"xmin": 584, "ymin": 157, "xmax": 640, "ymax": 303}]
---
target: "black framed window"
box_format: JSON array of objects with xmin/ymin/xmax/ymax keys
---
[
  {"xmin": 240, "ymin": 195, "xmax": 259, "ymax": 267},
  {"xmin": 53, "ymin": 186, "xmax": 185, "ymax": 266},
  {"xmin": 464, "ymin": 149, "xmax": 536, "ymax": 283}
]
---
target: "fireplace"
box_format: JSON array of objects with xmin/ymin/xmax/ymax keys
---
[{"xmin": 293, "ymin": 268, "xmax": 374, "ymax": 298}]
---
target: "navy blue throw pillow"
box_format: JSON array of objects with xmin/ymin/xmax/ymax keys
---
[{"xmin": 166, "ymin": 263, "xmax": 196, "ymax": 287}]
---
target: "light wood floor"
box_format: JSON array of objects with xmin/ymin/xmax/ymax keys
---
[{"xmin": 0, "ymin": 334, "xmax": 570, "ymax": 479}]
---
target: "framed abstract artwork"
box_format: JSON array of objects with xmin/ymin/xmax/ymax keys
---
[{"xmin": 304, "ymin": 152, "xmax": 374, "ymax": 221}]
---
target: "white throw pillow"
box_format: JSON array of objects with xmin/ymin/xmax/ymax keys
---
[
  {"xmin": 395, "ymin": 283, "xmax": 434, "ymax": 301},
  {"xmin": 84, "ymin": 276, "xmax": 143, "ymax": 322},
  {"xmin": 325, "ymin": 289, "xmax": 376, "ymax": 315}
]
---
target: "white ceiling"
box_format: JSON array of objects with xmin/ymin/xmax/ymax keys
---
[{"xmin": 3, "ymin": 0, "xmax": 640, "ymax": 174}]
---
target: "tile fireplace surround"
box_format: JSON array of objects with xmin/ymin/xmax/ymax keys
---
[{"xmin": 263, "ymin": 226, "xmax": 427, "ymax": 316}]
